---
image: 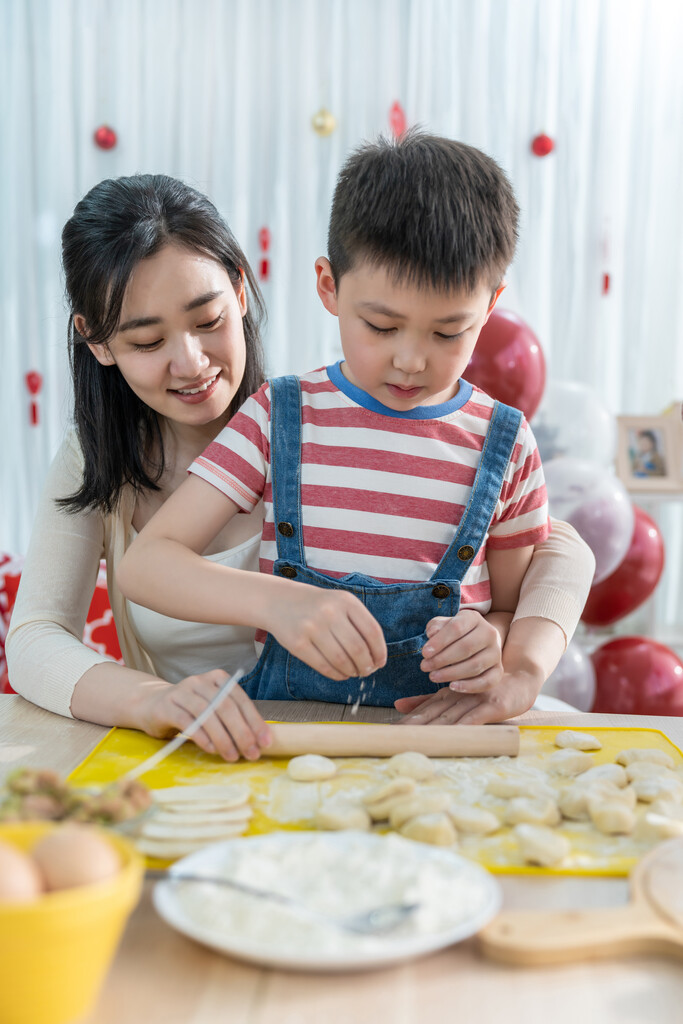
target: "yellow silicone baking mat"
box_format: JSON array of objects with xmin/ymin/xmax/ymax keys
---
[{"xmin": 68, "ymin": 724, "xmax": 683, "ymax": 876}]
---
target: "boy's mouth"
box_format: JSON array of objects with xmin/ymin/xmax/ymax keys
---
[{"xmin": 386, "ymin": 383, "xmax": 423, "ymax": 400}]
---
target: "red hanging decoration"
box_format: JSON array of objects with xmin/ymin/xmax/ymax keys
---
[
  {"xmin": 258, "ymin": 227, "xmax": 271, "ymax": 252},
  {"xmin": 25, "ymin": 370, "xmax": 43, "ymax": 427},
  {"xmin": 93, "ymin": 125, "xmax": 118, "ymax": 150},
  {"xmin": 389, "ymin": 101, "xmax": 407, "ymax": 138},
  {"xmin": 531, "ymin": 133, "xmax": 554, "ymax": 157},
  {"xmin": 602, "ymin": 273, "xmax": 611, "ymax": 295},
  {"xmin": 259, "ymin": 258, "xmax": 270, "ymax": 282}
]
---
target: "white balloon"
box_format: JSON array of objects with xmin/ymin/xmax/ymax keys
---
[
  {"xmin": 543, "ymin": 457, "xmax": 635, "ymax": 583},
  {"xmin": 532, "ymin": 380, "xmax": 617, "ymax": 467},
  {"xmin": 542, "ymin": 642, "xmax": 596, "ymax": 712}
]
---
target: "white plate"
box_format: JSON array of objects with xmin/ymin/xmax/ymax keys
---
[{"xmin": 152, "ymin": 830, "xmax": 501, "ymax": 972}]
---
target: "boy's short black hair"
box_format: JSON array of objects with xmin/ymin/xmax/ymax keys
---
[{"xmin": 328, "ymin": 130, "xmax": 519, "ymax": 293}]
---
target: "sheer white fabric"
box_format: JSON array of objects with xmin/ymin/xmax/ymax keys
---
[{"xmin": 2, "ymin": 0, "xmax": 683, "ymax": 577}]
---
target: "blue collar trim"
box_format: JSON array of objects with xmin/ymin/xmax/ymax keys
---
[{"xmin": 326, "ymin": 361, "xmax": 473, "ymax": 419}]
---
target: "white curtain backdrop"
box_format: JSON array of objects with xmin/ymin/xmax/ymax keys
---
[{"xmin": 2, "ymin": 0, "xmax": 683, "ymax": 577}]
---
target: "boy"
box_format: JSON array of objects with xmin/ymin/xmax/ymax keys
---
[{"xmin": 119, "ymin": 131, "xmax": 554, "ymax": 720}]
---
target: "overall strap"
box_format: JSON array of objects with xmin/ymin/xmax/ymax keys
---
[
  {"xmin": 269, "ymin": 375, "xmax": 306, "ymax": 565},
  {"xmin": 432, "ymin": 401, "xmax": 524, "ymax": 580}
]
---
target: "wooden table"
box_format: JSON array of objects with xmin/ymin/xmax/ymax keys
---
[{"xmin": 3, "ymin": 694, "xmax": 683, "ymax": 1024}]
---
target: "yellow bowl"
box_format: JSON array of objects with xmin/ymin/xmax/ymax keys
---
[{"xmin": 0, "ymin": 821, "xmax": 144, "ymax": 1024}]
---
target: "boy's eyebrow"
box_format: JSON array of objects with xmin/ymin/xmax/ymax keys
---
[
  {"xmin": 358, "ymin": 301, "xmax": 474, "ymax": 324},
  {"xmin": 118, "ymin": 291, "xmax": 224, "ymax": 332}
]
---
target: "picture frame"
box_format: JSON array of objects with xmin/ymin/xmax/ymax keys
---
[{"xmin": 616, "ymin": 414, "xmax": 683, "ymax": 492}]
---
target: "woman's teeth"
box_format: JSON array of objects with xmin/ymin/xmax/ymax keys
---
[{"xmin": 176, "ymin": 374, "xmax": 218, "ymax": 395}]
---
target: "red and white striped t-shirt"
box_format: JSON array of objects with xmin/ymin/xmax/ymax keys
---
[{"xmin": 190, "ymin": 365, "xmax": 550, "ymax": 615}]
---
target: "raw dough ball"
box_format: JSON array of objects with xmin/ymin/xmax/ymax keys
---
[
  {"xmin": 447, "ymin": 804, "xmax": 500, "ymax": 835},
  {"xmin": 630, "ymin": 775, "xmax": 683, "ymax": 804},
  {"xmin": 558, "ymin": 781, "xmax": 636, "ymax": 822},
  {"xmin": 625, "ymin": 762, "xmax": 674, "ymax": 782},
  {"xmin": 503, "ymin": 796, "xmax": 561, "ymax": 827},
  {"xmin": 362, "ymin": 777, "xmax": 416, "ymax": 820},
  {"xmin": 547, "ymin": 749, "xmax": 594, "ymax": 777},
  {"xmin": 316, "ymin": 800, "xmax": 371, "ymax": 831},
  {"xmin": 487, "ymin": 776, "xmax": 555, "ymax": 800},
  {"xmin": 616, "ymin": 749, "xmax": 676, "ymax": 769},
  {"xmin": 587, "ymin": 799, "xmax": 636, "ymax": 835},
  {"xmin": 286, "ymin": 755, "xmax": 338, "ymax": 782},
  {"xmin": 515, "ymin": 824, "xmax": 570, "ymax": 867},
  {"xmin": 554, "ymin": 730, "xmax": 602, "ymax": 752},
  {"xmin": 636, "ymin": 812, "xmax": 683, "ymax": 841},
  {"xmin": 385, "ymin": 751, "xmax": 435, "ymax": 781},
  {"xmin": 399, "ymin": 813, "xmax": 457, "ymax": 846},
  {"xmin": 579, "ymin": 764, "xmax": 628, "ymax": 788},
  {"xmin": 388, "ymin": 792, "xmax": 451, "ymax": 830}
]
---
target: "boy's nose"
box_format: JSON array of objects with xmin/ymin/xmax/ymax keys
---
[
  {"xmin": 170, "ymin": 334, "xmax": 211, "ymax": 378},
  {"xmin": 392, "ymin": 343, "xmax": 426, "ymax": 374}
]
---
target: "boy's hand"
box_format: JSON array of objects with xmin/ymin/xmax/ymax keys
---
[
  {"xmin": 394, "ymin": 667, "xmax": 542, "ymax": 725},
  {"xmin": 265, "ymin": 584, "xmax": 387, "ymax": 681},
  {"xmin": 419, "ymin": 610, "xmax": 505, "ymax": 691},
  {"xmin": 137, "ymin": 670, "xmax": 273, "ymax": 762}
]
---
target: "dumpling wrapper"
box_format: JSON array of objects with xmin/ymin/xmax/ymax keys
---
[{"xmin": 151, "ymin": 784, "xmax": 250, "ymax": 806}]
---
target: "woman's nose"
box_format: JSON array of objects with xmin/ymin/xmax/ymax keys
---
[{"xmin": 170, "ymin": 334, "xmax": 210, "ymax": 379}]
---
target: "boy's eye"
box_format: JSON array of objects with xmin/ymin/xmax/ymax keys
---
[
  {"xmin": 435, "ymin": 330, "xmax": 464, "ymax": 341},
  {"xmin": 197, "ymin": 314, "xmax": 224, "ymax": 330},
  {"xmin": 364, "ymin": 320, "xmax": 396, "ymax": 334}
]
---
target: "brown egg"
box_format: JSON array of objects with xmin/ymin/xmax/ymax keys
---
[
  {"xmin": 31, "ymin": 824, "xmax": 121, "ymax": 891},
  {"xmin": 0, "ymin": 839, "xmax": 43, "ymax": 902}
]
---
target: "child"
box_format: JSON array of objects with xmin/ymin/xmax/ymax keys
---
[{"xmin": 119, "ymin": 132, "xmax": 552, "ymax": 714}]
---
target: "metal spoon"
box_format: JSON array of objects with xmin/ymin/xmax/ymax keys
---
[{"xmin": 148, "ymin": 869, "xmax": 419, "ymax": 935}]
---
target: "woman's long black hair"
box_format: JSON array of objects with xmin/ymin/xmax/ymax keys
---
[{"xmin": 59, "ymin": 174, "xmax": 266, "ymax": 514}]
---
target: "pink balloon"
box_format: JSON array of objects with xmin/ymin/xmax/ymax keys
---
[
  {"xmin": 541, "ymin": 642, "xmax": 596, "ymax": 712},
  {"xmin": 466, "ymin": 309, "xmax": 546, "ymax": 419}
]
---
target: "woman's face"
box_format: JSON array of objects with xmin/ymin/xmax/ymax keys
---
[{"xmin": 80, "ymin": 243, "xmax": 248, "ymax": 432}]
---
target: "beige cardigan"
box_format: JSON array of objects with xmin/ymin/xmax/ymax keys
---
[{"xmin": 6, "ymin": 430, "xmax": 595, "ymax": 719}]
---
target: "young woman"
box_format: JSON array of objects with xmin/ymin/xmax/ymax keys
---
[{"xmin": 6, "ymin": 174, "xmax": 595, "ymax": 761}]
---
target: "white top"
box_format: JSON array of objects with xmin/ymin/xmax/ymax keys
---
[{"xmin": 127, "ymin": 531, "xmax": 260, "ymax": 682}]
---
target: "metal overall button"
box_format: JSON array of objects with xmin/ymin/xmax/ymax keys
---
[
  {"xmin": 457, "ymin": 544, "xmax": 475, "ymax": 561},
  {"xmin": 280, "ymin": 565, "xmax": 297, "ymax": 579},
  {"xmin": 431, "ymin": 583, "xmax": 451, "ymax": 599},
  {"xmin": 278, "ymin": 522, "xmax": 295, "ymax": 537}
]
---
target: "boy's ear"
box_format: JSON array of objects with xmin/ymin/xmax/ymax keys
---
[
  {"xmin": 483, "ymin": 283, "xmax": 506, "ymax": 325},
  {"xmin": 74, "ymin": 314, "xmax": 117, "ymax": 367},
  {"xmin": 315, "ymin": 257, "xmax": 339, "ymax": 316}
]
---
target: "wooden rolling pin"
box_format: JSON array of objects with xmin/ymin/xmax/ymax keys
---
[{"xmin": 264, "ymin": 722, "xmax": 519, "ymax": 758}]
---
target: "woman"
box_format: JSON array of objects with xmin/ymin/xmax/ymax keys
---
[{"xmin": 6, "ymin": 174, "xmax": 595, "ymax": 760}]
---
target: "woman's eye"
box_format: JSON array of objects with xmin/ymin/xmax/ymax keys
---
[
  {"xmin": 197, "ymin": 314, "xmax": 224, "ymax": 330},
  {"xmin": 132, "ymin": 339, "xmax": 163, "ymax": 351}
]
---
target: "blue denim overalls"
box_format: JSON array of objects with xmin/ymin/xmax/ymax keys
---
[{"xmin": 239, "ymin": 375, "xmax": 523, "ymax": 707}]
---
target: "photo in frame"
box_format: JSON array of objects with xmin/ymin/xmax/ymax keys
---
[{"xmin": 616, "ymin": 414, "xmax": 683, "ymax": 492}]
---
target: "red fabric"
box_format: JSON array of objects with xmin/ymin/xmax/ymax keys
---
[{"xmin": 0, "ymin": 555, "xmax": 123, "ymax": 693}]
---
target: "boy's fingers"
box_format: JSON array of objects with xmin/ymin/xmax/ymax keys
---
[
  {"xmin": 393, "ymin": 693, "xmax": 434, "ymax": 713},
  {"xmin": 348, "ymin": 606, "xmax": 387, "ymax": 674},
  {"xmin": 422, "ymin": 611, "xmax": 483, "ymax": 657}
]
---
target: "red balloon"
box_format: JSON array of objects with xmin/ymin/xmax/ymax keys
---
[
  {"xmin": 581, "ymin": 505, "xmax": 665, "ymax": 627},
  {"xmin": 591, "ymin": 636, "xmax": 683, "ymax": 716},
  {"xmin": 466, "ymin": 309, "xmax": 546, "ymax": 419}
]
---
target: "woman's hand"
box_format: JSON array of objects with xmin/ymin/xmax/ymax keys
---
[
  {"xmin": 136, "ymin": 670, "xmax": 272, "ymax": 762},
  {"xmin": 265, "ymin": 584, "xmax": 387, "ymax": 681},
  {"xmin": 419, "ymin": 610, "xmax": 506, "ymax": 690},
  {"xmin": 394, "ymin": 668, "xmax": 541, "ymax": 725}
]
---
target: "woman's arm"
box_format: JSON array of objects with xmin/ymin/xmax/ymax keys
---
[{"xmin": 6, "ymin": 434, "xmax": 272, "ymax": 759}]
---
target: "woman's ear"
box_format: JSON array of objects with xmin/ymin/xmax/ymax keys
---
[
  {"xmin": 235, "ymin": 269, "xmax": 248, "ymax": 317},
  {"xmin": 314, "ymin": 257, "xmax": 339, "ymax": 316},
  {"xmin": 74, "ymin": 315, "xmax": 116, "ymax": 367}
]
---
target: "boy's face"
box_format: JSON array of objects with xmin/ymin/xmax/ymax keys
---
[{"xmin": 315, "ymin": 259, "xmax": 501, "ymax": 411}]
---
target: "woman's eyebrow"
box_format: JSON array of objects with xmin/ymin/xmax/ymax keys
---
[{"xmin": 118, "ymin": 290, "xmax": 224, "ymax": 332}]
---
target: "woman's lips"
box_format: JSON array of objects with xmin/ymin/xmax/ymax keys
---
[
  {"xmin": 386, "ymin": 383, "xmax": 423, "ymax": 400},
  {"xmin": 170, "ymin": 372, "xmax": 221, "ymax": 404}
]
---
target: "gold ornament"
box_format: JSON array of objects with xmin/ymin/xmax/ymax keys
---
[{"xmin": 311, "ymin": 107, "xmax": 337, "ymax": 136}]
